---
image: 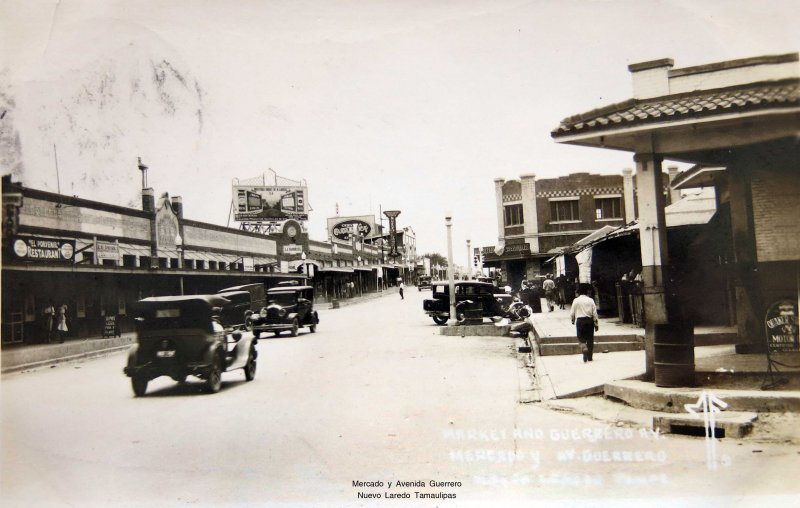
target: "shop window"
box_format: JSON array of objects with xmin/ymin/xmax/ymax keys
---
[
  {"xmin": 218, "ymin": 262, "xmax": 226, "ymax": 270},
  {"xmin": 170, "ymin": 258, "xmax": 179, "ymax": 269},
  {"xmin": 122, "ymin": 255, "xmax": 137, "ymax": 267},
  {"xmin": 158, "ymin": 257, "xmax": 168, "ymax": 268},
  {"xmin": 208, "ymin": 261, "xmax": 218, "ymax": 270},
  {"xmin": 595, "ymin": 196, "xmax": 622, "ymax": 220},
  {"xmin": 102, "ymin": 259, "xmax": 117, "ymax": 267},
  {"xmin": 195, "ymin": 260, "xmax": 205, "ymax": 270},
  {"xmin": 184, "ymin": 259, "xmax": 194, "ymax": 269},
  {"xmin": 550, "ymin": 199, "xmax": 580, "ymax": 222},
  {"xmin": 139, "ymin": 256, "xmax": 151, "ymax": 268},
  {"xmin": 504, "ymin": 204, "xmax": 524, "ymax": 227}
]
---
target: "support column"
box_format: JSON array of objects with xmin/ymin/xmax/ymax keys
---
[
  {"xmin": 493, "ymin": 178, "xmax": 505, "ymax": 244},
  {"xmin": 622, "ymin": 168, "xmax": 636, "ymax": 222},
  {"xmin": 635, "ymin": 154, "xmax": 669, "ymax": 378},
  {"xmin": 520, "ymin": 173, "xmax": 540, "ymax": 253}
]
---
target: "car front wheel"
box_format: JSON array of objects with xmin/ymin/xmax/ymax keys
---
[
  {"xmin": 432, "ymin": 315, "xmax": 448, "ymax": 326},
  {"xmin": 290, "ymin": 318, "xmax": 299, "ymax": 337},
  {"xmin": 244, "ymin": 346, "xmax": 257, "ymax": 381},
  {"xmin": 131, "ymin": 376, "xmax": 148, "ymax": 397}
]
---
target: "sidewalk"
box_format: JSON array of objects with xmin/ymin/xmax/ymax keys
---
[
  {"xmin": 1, "ymin": 289, "xmax": 397, "ymax": 375},
  {"xmin": 525, "ymin": 305, "xmax": 800, "ymax": 418}
]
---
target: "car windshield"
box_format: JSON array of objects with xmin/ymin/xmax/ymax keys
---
[{"xmin": 268, "ymin": 292, "xmax": 297, "ymax": 306}]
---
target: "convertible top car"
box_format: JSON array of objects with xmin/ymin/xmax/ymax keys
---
[
  {"xmin": 123, "ymin": 294, "xmax": 258, "ymax": 396},
  {"xmin": 248, "ymin": 283, "xmax": 319, "ymax": 337}
]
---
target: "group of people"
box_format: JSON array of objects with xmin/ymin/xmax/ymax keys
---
[{"xmin": 42, "ymin": 301, "xmax": 69, "ymax": 343}]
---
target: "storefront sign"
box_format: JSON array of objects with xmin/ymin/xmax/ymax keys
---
[
  {"xmin": 283, "ymin": 244, "xmax": 304, "ymax": 255},
  {"xmin": 11, "ymin": 236, "xmax": 75, "ymax": 262},
  {"xmin": 383, "ymin": 210, "xmax": 401, "ymax": 258},
  {"xmin": 96, "ymin": 240, "xmax": 120, "ymax": 261},
  {"xmin": 764, "ymin": 299, "xmax": 798, "ymax": 353}
]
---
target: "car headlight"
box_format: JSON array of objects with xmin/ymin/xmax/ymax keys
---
[
  {"xmin": 278, "ymin": 308, "xmax": 287, "ymax": 317},
  {"xmin": 260, "ymin": 308, "xmax": 267, "ymax": 318}
]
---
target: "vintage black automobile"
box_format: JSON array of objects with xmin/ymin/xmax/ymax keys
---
[
  {"xmin": 418, "ymin": 275, "xmax": 432, "ymax": 291},
  {"xmin": 422, "ymin": 281, "xmax": 513, "ymax": 325},
  {"xmin": 247, "ymin": 283, "xmax": 319, "ymax": 337},
  {"xmin": 123, "ymin": 295, "xmax": 258, "ymax": 396},
  {"xmin": 217, "ymin": 283, "xmax": 266, "ymax": 330}
]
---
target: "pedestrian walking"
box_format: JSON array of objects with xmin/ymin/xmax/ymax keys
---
[
  {"xmin": 56, "ymin": 303, "xmax": 69, "ymax": 343},
  {"xmin": 570, "ymin": 283, "xmax": 598, "ymax": 362},
  {"xmin": 543, "ymin": 274, "xmax": 556, "ymax": 312},
  {"xmin": 43, "ymin": 301, "xmax": 55, "ymax": 343},
  {"xmin": 399, "ymin": 281, "xmax": 405, "ymax": 300}
]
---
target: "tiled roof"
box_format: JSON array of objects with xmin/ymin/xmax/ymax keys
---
[{"xmin": 552, "ymin": 79, "xmax": 799, "ymax": 138}]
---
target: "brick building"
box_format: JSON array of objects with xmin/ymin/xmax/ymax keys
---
[{"xmin": 482, "ymin": 170, "xmax": 678, "ymax": 289}]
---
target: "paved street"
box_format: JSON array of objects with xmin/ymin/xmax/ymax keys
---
[{"xmin": 2, "ymin": 288, "xmax": 798, "ymax": 507}]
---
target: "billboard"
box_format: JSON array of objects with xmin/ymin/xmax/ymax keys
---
[
  {"xmin": 327, "ymin": 215, "xmax": 377, "ymax": 244},
  {"xmin": 233, "ymin": 185, "xmax": 309, "ymax": 221}
]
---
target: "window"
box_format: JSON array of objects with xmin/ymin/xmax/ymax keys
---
[
  {"xmin": 550, "ymin": 199, "xmax": 579, "ymax": 222},
  {"xmin": 504, "ymin": 204, "xmax": 524, "ymax": 226},
  {"xmin": 595, "ymin": 197, "xmax": 622, "ymax": 220}
]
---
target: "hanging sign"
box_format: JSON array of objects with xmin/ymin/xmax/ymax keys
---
[{"xmin": 10, "ymin": 236, "xmax": 75, "ymax": 263}]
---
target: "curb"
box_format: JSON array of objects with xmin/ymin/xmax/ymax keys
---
[{"xmin": 2, "ymin": 344, "xmax": 132, "ymax": 374}]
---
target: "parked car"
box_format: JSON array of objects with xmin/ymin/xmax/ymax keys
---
[
  {"xmin": 217, "ymin": 283, "xmax": 266, "ymax": 329},
  {"xmin": 248, "ymin": 282, "xmax": 319, "ymax": 337},
  {"xmin": 422, "ymin": 281, "xmax": 513, "ymax": 325},
  {"xmin": 418, "ymin": 276, "xmax": 432, "ymax": 291},
  {"xmin": 123, "ymin": 294, "xmax": 258, "ymax": 396}
]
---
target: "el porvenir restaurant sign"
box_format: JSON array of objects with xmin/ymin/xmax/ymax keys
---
[
  {"xmin": 764, "ymin": 299, "xmax": 799, "ymax": 353},
  {"xmin": 10, "ymin": 236, "xmax": 75, "ymax": 263}
]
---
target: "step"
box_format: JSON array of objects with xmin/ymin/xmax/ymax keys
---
[
  {"xmin": 538, "ymin": 341, "xmax": 645, "ymax": 356},
  {"xmin": 439, "ymin": 324, "xmax": 510, "ymax": 337},
  {"xmin": 536, "ymin": 334, "xmax": 643, "ymax": 345},
  {"xmin": 652, "ymin": 411, "xmax": 757, "ymax": 438}
]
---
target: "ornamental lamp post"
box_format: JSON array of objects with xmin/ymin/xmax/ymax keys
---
[
  {"xmin": 175, "ymin": 233, "xmax": 184, "ymax": 295},
  {"xmin": 445, "ymin": 215, "xmax": 457, "ymax": 326}
]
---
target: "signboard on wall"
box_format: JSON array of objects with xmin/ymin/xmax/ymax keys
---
[
  {"xmin": 10, "ymin": 236, "xmax": 75, "ymax": 263},
  {"xmin": 327, "ymin": 215, "xmax": 377, "ymax": 244},
  {"xmin": 96, "ymin": 241, "xmax": 120, "ymax": 261},
  {"xmin": 233, "ymin": 185, "xmax": 309, "ymax": 221}
]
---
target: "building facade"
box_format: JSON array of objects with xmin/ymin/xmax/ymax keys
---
[
  {"xmin": 1, "ymin": 176, "xmax": 403, "ymax": 346},
  {"xmin": 482, "ymin": 170, "xmax": 678, "ymax": 289}
]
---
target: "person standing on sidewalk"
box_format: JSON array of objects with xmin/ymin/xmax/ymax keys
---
[
  {"xmin": 570, "ymin": 283, "xmax": 598, "ymax": 362},
  {"xmin": 56, "ymin": 303, "xmax": 69, "ymax": 343},
  {"xmin": 543, "ymin": 274, "xmax": 556, "ymax": 312},
  {"xmin": 399, "ymin": 281, "xmax": 405, "ymax": 300},
  {"xmin": 42, "ymin": 301, "xmax": 55, "ymax": 343}
]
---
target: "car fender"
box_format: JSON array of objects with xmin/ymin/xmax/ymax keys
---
[
  {"xmin": 287, "ymin": 312, "xmax": 299, "ymax": 322},
  {"xmin": 202, "ymin": 342, "xmax": 225, "ymax": 369},
  {"xmin": 126, "ymin": 344, "xmax": 140, "ymax": 370},
  {"xmin": 227, "ymin": 333, "xmax": 254, "ymax": 370}
]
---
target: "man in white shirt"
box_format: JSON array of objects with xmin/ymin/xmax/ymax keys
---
[{"xmin": 570, "ymin": 283, "xmax": 599, "ymax": 362}]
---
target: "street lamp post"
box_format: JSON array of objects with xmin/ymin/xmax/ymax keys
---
[
  {"xmin": 175, "ymin": 233, "xmax": 184, "ymax": 295},
  {"xmin": 466, "ymin": 238, "xmax": 471, "ymax": 280},
  {"xmin": 445, "ymin": 216, "xmax": 457, "ymax": 326}
]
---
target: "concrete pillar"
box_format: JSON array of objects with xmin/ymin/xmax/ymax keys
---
[
  {"xmin": 520, "ymin": 173, "xmax": 539, "ymax": 253},
  {"xmin": 142, "ymin": 188, "xmax": 155, "ymax": 213},
  {"xmin": 622, "ymin": 168, "xmax": 635, "ymax": 222},
  {"xmin": 635, "ymin": 153, "xmax": 670, "ymax": 378},
  {"xmin": 493, "ymin": 178, "xmax": 505, "ymax": 244},
  {"xmin": 171, "ymin": 196, "xmax": 183, "ymax": 218},
  {"xmin": 667, "ymin": 166, "xmax": 681, "ymax": 205}
]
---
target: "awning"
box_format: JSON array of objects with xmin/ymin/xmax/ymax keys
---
[{"xmin": 317, "ymin": 267, "xmax": 355, "ymax": 273}]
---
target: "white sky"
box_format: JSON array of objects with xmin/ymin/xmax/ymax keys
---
[{"xmin": 2, "ymin": 0, "xmax": 798, "ymax": 259}]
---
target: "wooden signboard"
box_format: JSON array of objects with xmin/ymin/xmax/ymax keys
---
[
  {"xmin": 103, "ymin": 315, "xmax": 118, "ymax": 338},
  {"xmin": 764, "ymin": 299, "xmax": 798, "ymax": 353}
]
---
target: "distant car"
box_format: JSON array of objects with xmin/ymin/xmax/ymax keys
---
[
  {"xmin": 123, "ymin": 295, "xmax": 258, "ymax": 396},
  {"xmin": 476, "ymin": 276, "xmax": 495, "ymax": 285},
  {"xmin": 418, "ymin": 276, "xmax": 432, "ymax": 291},
  {"xmin": 422, "ymin": 281, "xmax": 513, "ymax": 325},
  {"xmin": 217, "ymin": 283, "xmax": 266, "ymax": 329},
  {"xmin": 248, "ymin": 283, "xmax": 319, "ymax": 337}
]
